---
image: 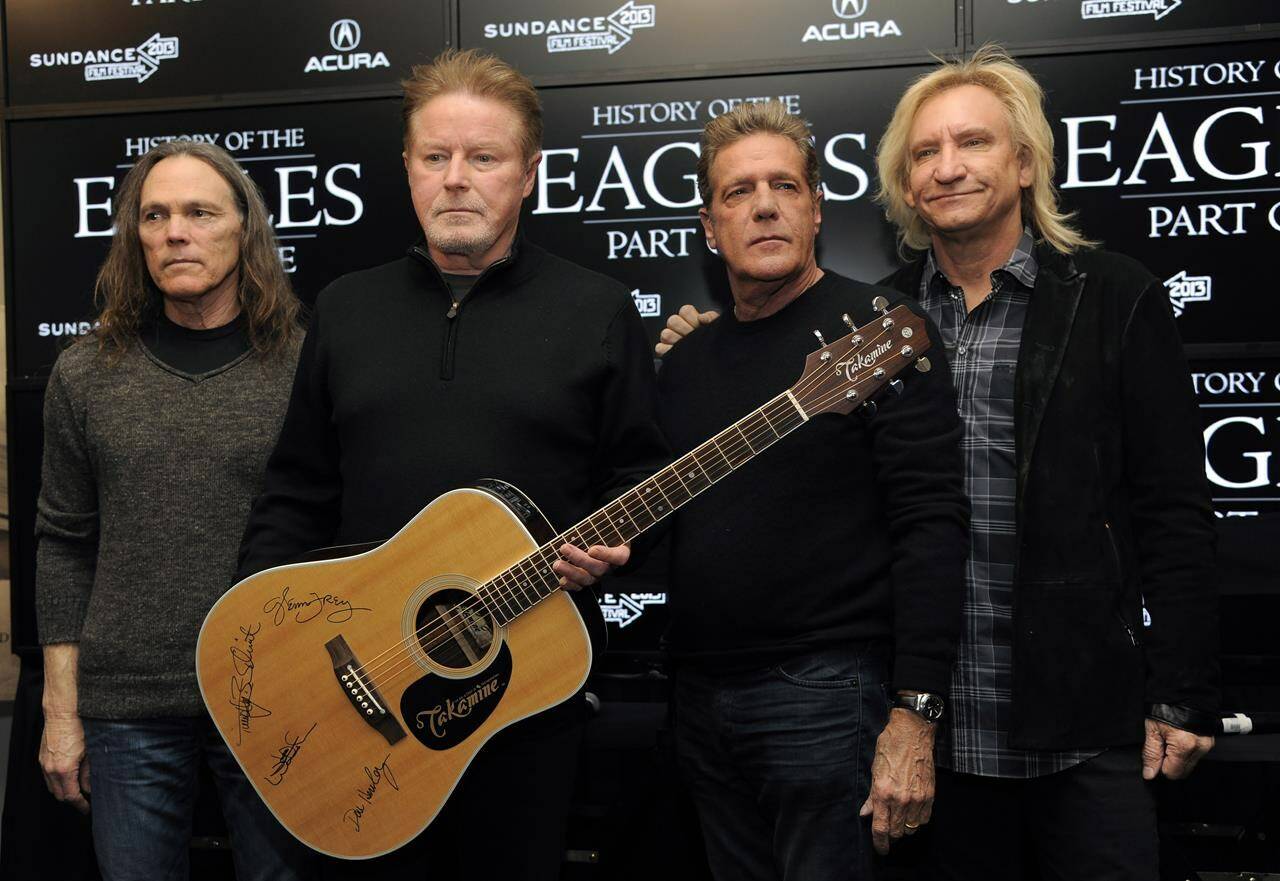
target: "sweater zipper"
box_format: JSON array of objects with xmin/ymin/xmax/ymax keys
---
[{"xmin": 416, "ymin": 246, "xmax": 511, "ymax": 381}]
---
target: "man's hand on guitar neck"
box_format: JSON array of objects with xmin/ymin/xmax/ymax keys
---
[
  {"xmin": 554, "ymin": 543, "xmax": 630, "ymax": 591},
  {"xmin": 655, "ymin": 305, "xmax": 720, "ymax": 357}
]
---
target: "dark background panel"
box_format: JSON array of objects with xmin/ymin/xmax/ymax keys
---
[
  {"xmin": 461, "ymin": 0, "xmax": 956, "ymax": 84},
  {"xmin": 522, "ymin": 66, "xmax": 919, "ymax": 325},
  {"xmin": 6, "ymin": 97, "xmax": 417, "ymax": 378},
  {"xmin": 972, "ymin": 0, "xmax": 1280, "ymax": 48},
  {"xmin": 1028, "ymin": 40, "xmax": 1280, "ymax": 346},
  {"xmin": 5, "ymin": 0, "xmax": 449, "ymax": 108}
]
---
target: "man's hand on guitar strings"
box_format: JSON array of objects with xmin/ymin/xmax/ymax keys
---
[{"xmin": 553, "ymin": 543, "xmax": 630, "ymax": 591}]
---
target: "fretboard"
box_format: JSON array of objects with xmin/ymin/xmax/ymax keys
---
[{"xmin": 477, "ymin": 390, "xmax": 809, "ymax": 625}]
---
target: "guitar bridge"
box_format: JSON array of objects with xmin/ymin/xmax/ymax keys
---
[{"xmin": 325, "ymin": 634, "xmax": 406, "ymax": 746}]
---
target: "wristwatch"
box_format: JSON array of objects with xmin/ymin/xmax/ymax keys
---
[{"xmin": 895, "ymin": 692, "xmax": 945, "ymax": 723}]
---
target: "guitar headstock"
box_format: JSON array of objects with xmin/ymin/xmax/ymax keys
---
[{"xmin": 790, "ymin": 300, "xmax": 933, "ymax": 417}]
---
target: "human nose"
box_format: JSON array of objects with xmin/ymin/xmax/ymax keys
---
[
  {"xmin": 751, "ymin": 183, "xmax": 779, "ymax": 220},
  {"xmin": 163, "ymin": 215, "xmax": 191, "ymax": 243},
  {"xmin": 933, "ymin": 144, "xmax": 966, "ymax": 184},
  {"xmin": 443, "ymin": 153, "xmax": 470, "ymax": 189}
]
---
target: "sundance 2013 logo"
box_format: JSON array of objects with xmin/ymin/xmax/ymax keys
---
[
  {"xmin": 803, "ymin": 0, "xmax": 902, "ymax": 43},
  {"xmin": 1081, "ymin": 0, "xmax": 1182, "ymax": 21},
  {"xmin": 28, "ymin": 32, "xmax": 179, "ymax": 83},
  {"xmin": 303, "ymin": 18, "xmax": 389, "ymax": 73},
  {"xmin": 482, "ymin": 1, "xmax": 656, "ymax": 56}
]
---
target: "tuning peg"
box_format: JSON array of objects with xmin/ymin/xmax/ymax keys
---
[
  {"xmin": 914, "ymin": 356, "xmax": 932, "ymax": 373},
  {"xmin": 871, "ymin": 295, "xmax": 889, "ymax": 313},
  {"xmin": 842, "ymin": 313, "xmax": 855, "ymax": 329},
  {"xmin": 859, "ymin": 401, "xmax": 878, "ymax": 419},
  {"xmin": 813, "ymin": 329, "xmax": 827, "ymax": 348},
  {"xmin": 889, "ymin": 379, "xmax": 904, "ymax": 395}
]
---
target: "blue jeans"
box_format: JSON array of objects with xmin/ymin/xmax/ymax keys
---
[
  {"xmin": 82, "ymin": 716, "xmax": 318, "ymax": 881},
  {"xmin": 675, "ymin": 645, "xmax": 890, "ymax": 881}
]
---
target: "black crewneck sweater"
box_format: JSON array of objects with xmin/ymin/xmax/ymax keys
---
[
  {"xmin": 237, "ymin": 240, "xmax": 670, "ymax": 607},
  {"xmin": 657, "ymin": 271, "xmax": 968, "ymax": 694}
]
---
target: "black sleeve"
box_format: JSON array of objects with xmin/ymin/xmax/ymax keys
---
[
  {"xmin": 590, "ymin": 299, "xmax": 672, "ymax": 512},
  {"xmin": 1120, "ymin": 282, "xmax": 1219, "ymax": 715},
  {"xmin": 237, "ymin": 299, "xmax": 344, "ymax": 578},
  {"xmin": 868, "ymin": 298, "xmax": 969, "ymax": 697}
]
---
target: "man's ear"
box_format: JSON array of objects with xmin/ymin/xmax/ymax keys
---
[
  {"xmin": 812, "ymin": 187, "xmax": 823, "ymax": 233},
  {"xmin": 1018, "ymin": 145, "xmax": 1033, "ymax": 189},
  {"xmin": 522, "ymin": 151, "xmax": 543, "ymax": 199},
  {"xmin": 699, "ymin": 206, "xmax": 717, "ymax": 252}
]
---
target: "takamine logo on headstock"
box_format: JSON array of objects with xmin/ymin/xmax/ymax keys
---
[{"xmin": 793, "ymin": 297, "xmax": 933, "ymax": 417}]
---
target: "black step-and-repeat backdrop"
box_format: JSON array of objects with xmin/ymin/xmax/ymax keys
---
[
  {"xmin": 6, "ymin": 1, "xmax": 1280, "ymax": 655},
  {"xmin": 5, "ymin": 0, "xmax": 450, "ymax": 107}
]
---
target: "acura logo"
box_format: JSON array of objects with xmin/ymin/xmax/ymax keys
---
[
  {"xmin": 329, "ymin": 19, "xmax": 362, "ymax": 51},
  {"xmin": 833, "ymin": 0, "xmax": 868, "ymax": 18}
]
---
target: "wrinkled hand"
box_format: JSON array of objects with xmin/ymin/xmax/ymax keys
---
[
  {"xmin": 860, "ymin": 707, "xmax": 935, "ymax": 854},
  {"xmin": 655, "ymin": 305, "xmax": 721, "ymax": 357},
  {"xmin": 553, "ymin": 543, "xmax": 630, "ymax": 591},
  {"xmin": 1143, "ymin": 718, "xmax": 1214, "ymax": 781},
  {"xmin": 39, "ymin": 712, "xmax": 90, "ymax": 813}
]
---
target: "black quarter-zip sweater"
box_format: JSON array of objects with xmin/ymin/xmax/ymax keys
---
[{"xmin": 237, "ymin": 239, "xmax": 671, "ymax": 619}]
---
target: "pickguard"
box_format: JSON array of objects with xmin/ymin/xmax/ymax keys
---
[{"xmin": 399, "ymin": 644, "xmax": 513, "ymax": 750}]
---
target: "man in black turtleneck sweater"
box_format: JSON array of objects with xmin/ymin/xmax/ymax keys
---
[
  {"xmin": 656, "ymin": 101, "xmax": 966, "ymax": 881},
  {"xmin": 237, "ymin": 51, "xmax": 668, "ymax": 881}
]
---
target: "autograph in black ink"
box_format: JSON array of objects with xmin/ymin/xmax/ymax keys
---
[
  {"xmin": 265, "ymin": 722, "xmax": 317, "ymax": 787},
  {"xmin": 229, "ymin": 623, "xmax": 271, "ymax": 745},
  {"xmin": 263, "ymin": 586, "xmax": 371, "ymax": 626},
  {"xmin": 342, "ymin": 755, "xmax": 399, "ymax": 832}
]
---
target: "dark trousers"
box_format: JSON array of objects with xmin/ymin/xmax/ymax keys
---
[
  {"xmin": 675, "ymin": 645, "xmax": 891, "ymax": 881},
  {"xmin": 927, "ymin": 747, "xmax": 1158, "ymax": 881},
  {"xmin": 320, "ymin": 698, "xmax": 585, "ymax": 881}
]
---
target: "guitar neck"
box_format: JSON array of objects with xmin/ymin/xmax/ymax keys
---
[{"xmin": 478, "ymin": 390, "xmax": 809, "ymax": 625}]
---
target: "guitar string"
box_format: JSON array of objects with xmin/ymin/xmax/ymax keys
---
[
  {"xmin": 355, "ymin": 321, "xmax": 913, "ymax": 687},
  {"xmin": 347, "ymin": 320, "xmax": 917, "ymax": 687},
  {"xmin": 350, "ymin": 319, "xmax": 914, "ymax": 686}
]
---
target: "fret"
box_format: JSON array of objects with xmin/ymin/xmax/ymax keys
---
[
  {"xmin": 672, "ymin": 453, "xmax": 712, "ymax": 497},
  {"xmin": 725, "ymin": 425, "xmax": 757, "ymax": 466},
  {"xmin": 738, "ymin": 411, "xmax": 779, "ymax": 453},
  {"xmin": 757, "ymin": 405, "xmax": 783, "ymax": 437},
  {"xmin": 616, "ymin": 490, "xmax": 658, "ymax": 533},
  {"xmin": 596, "ymin": 499, "xmax": 638, "ymax": 545},
  {"xmin": 705, "ymin": 435, "xmax": 737, "ymax": 473},
  {"xmin": 639, "ymin": 478, "xmax": 674, "ymax": 521},
  {"xmin": 629, "ymin": 480, "xmax": 660, "ymax": 524},
  {"xmin": 660, "ymin": 463, "xmax": 694, "ymax": 508},
  {"xmin": 690, "ymin": 442, "xmax": 732, "ymax": 484}
]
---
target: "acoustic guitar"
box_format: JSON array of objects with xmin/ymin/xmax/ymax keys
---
[{"xmin": 196, "ymin": 299, "xmax": 932, "ymax": 859}]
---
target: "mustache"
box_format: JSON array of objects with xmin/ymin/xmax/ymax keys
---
[{"xmin": 431, "ymin": 200, "xmax": 486, "ymax": 216}]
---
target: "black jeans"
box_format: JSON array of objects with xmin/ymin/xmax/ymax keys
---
[
  {"xmin": 926, "ymin": 746, "xmax": 1158, "ymax": 881},
  {"xmin": 675, "ymin": 645, "xmax": 891, "ymax": 881}
]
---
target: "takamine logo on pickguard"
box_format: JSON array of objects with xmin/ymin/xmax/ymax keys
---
[
  {"xmin": 416, "ymin": 674, "xmax": 504, "ymax": 738},
  {"xmin": 400, "ymin": 643, "xmax": 513, "ymax": 750}
]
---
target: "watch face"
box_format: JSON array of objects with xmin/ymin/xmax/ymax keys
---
[{"xmin": 921, "ymin": 695, "xmax": 945, "ymax": 723}]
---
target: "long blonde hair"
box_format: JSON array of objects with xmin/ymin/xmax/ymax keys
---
[{"xmin": 875, "ymin": 45, "xmax": 1092, "ymax": 255}]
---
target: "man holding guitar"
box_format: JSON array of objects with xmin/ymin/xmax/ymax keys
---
[
  {"xmin": 655, "ymin": 100, "xmax": 969, "ymax": 880},
  {"xmin": 236, "ymin": 49, "xmax": 668, "ymax": 879}
]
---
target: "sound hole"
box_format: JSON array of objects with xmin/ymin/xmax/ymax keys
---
[{"xmin": 415, "ymin": 588, "xmax": 496, "ymax": 671}]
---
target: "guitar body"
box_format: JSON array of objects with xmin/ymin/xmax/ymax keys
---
[{"xmin": 196, "ymin": 480, "xmax": 592, "ymax": 859}]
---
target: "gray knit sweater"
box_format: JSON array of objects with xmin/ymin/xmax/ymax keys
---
[{"xmin": 35, "ymin": 335, "xmax": 301, "ymax": 719}]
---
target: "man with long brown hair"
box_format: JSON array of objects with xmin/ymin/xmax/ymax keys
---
[
  {"xmin": 35, "ymin": 140, "xmax": 314, "ymax": 880},
  {"xmin": 238, "ymin": 49, "xmax": 667, "ymax": 880}
]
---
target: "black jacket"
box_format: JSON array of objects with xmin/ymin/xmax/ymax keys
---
[{"xmin": 883, "ymin": 244, "xmax": 1219, "ymax": 750}]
